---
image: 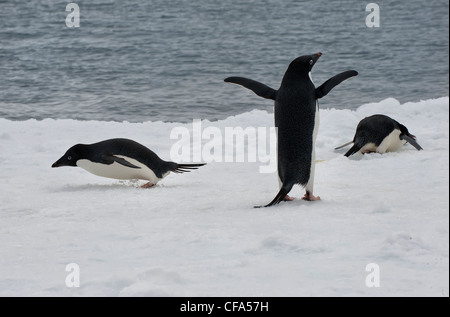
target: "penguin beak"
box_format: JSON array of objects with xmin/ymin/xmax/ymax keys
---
[
  {"xmin": 52, "ymin": 157, "xmax": 64, "ymax": 168},
  {"xmin": 312, "ymin": 52, "xmax": 322, "ymax": 64}
]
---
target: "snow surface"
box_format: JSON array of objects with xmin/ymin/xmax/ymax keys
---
[{"xmin": 0, "ymin": 97, "xmax": 448, "ymax": 297}]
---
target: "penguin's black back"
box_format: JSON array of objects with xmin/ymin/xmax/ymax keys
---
[
  {"xmin": 275, "ymin": 74, "xmax": 317, "ymax": 187},
  {"xmin": 354, "ymin": 115, "xmax": 401, "ymax": 147},
  {"xmin": 80, "ymin": 138, "xmax": 174, "ymax": 178}
]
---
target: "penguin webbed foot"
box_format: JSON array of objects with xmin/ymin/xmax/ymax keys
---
[
  {"xmin": 141, "ymin": 182, "xmax": 155, "ymax": 189},
  {"xmin": 302, "ymin": 192, "xmax": 321, "ymax": 201},
  {"xmin": 284, "ymin": 195, "xmax": 295, "ymax": 202}
]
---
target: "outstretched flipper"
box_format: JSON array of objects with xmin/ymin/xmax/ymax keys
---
[
  {"xmin": 104, "ymin": 155, "xmax": 141, "ymax": 169},
  {"xmin": 224, "ymin": 77, "xmax": 278, "ymax": 100},
  {"xmin": 316, "ymin": 70, "xmax": 358, "ymax": 99},
  {"xmin": 173, "ymin": 163, "xmax": 206, "ymax": 174},
  {"xmin": 335, "ymin": 141, "xmax": 354, "ymax": 150},
  {"xmin": 400, "ymin": 135, "xmax": 423, "ymax": 151},
  {"xmin": 254, "ymin": 184, "xmax": 294, "ymax": 208}
]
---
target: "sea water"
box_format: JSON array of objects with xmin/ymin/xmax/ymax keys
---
[{"xmin": 0, "ymin": 0, "xmax": 448, "ymax": 123}]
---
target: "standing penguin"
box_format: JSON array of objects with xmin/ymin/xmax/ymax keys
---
[
  {"xmin": 52, "ymin": 138, "xmax": 205, "ymax": 187},
  {"xmin": 225, "ymin": 53, "xmax": 358, "ymax": 207},
  {"xmin": 335, "ymin": 114, "xmax": 423, "ymax": 157}
]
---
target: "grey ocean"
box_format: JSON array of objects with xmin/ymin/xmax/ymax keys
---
[{"xmin": 0, "ymin": 0, "xmax": 448, "ymax": 123}]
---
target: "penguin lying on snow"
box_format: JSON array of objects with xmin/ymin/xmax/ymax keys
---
[
  {"xmin": 225, "ymin": 53, "xmax": 358, "ymax": 207},
  {"xmin": 52, "ymin": 138, "xmax": 206, "ymax": 187},
  {"xmin": 336, "ymin": 114, "xmax": 423, "ymax": 157}
]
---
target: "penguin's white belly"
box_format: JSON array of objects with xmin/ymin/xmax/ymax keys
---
[
  {"xmin": 360, "ymin": 129, "xmax": 406, "ymax": 154},
  {"xmin": 304, "ymin": 101, "xmax": 320, "ymax": 193},
  {"xmin": 77, "ymin": 155, "xmax": 162, "ymax": 183},
  {"xmin": 381, "ymin": 129, "xmax": 406, "ymax": 152}
]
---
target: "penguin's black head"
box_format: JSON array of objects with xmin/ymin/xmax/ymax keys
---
[
  {"xmin": 52, "ymin": 145, "xmax": 83, "ymax": 168},
  {"xmin": 288, "ymin": 52, "xmax": 322, "ymax": 73},
  {"xmin": 398, "ymin": 124, "xmax": 416, "ymax": 139}
]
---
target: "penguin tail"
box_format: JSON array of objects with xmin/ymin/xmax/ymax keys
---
[
  {"xmin": 173, "ymin": 163, "xmax": 206, "ymax": 174},
  {"xmin": 344, "ymin": 144, "xmax": 361, "ymax": 157},
  {"xmin": 255, "ymin": 184, "xmax": 294, "ymax": 208}
]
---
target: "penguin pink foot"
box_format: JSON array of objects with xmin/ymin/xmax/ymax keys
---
[
  {"xmin": 302, "ymin": 192, "xmax": 321, "ymax": 201},
  {"xmin": 141, "ymin": 182, "xmax": 155, "ymax": 189},
  {"xmin": 284, "ymin": 195, "xmax": 295, "ymax": 201}
]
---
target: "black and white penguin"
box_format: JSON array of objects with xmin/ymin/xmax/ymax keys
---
[
  {"xmin": 335, "ymin": 114, "xmax": 423, "ymax": 157},
  {"xmin": 52, "ymin": 138, "xmax": 206, "ymax": 187},
  {"xmin": 225, "ymin": 53, "xmax": 358, "ymax": 207}
]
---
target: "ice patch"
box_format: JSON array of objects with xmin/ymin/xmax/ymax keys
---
[{"xmin": 0, "ymin": 97, "xmax": 448, "ymax": 296}]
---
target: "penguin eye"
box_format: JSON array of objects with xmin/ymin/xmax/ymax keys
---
[
  {"xmin": 67, "ymin": 156, "xmax": 72, "ymax": 161},
  {"xmin": 309, "ymin": 60, "xmax": 314, "ymax": 65}
]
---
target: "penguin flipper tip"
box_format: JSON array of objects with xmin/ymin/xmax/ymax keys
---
[
  {"xmin": 344, "ymin": 144, "xmax": 361, "ymax": 157},
  {"xmin": 401, "ymin": 135, "xmax": 424, "ymax": 151}
]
